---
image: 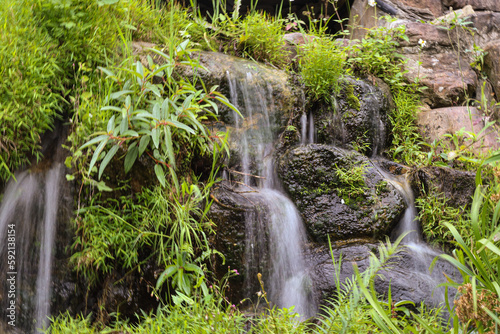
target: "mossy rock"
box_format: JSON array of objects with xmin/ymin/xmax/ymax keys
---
[
  {"xmin": 277, "ymin": 144, "xmax": 405, "ymax": 242},
  {"xmin": 309, "ymin": 76, "xmax": 394, "ymax": 156}
]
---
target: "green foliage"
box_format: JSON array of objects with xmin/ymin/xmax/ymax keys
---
[
  {"xmin": 46, "ymin": 297, "xmax": 247, "ymax": 334},
  {"xmin": 46, "ymin": 312, "xmax": 96, "ymax": 334},
  {"xmin": 389, "ymin": 89, "xmax": 425, "ymax": 165},
  {"xmin": 70, "ymin": 193, "xmax": 147, "ymax": 283},
  {"xmin": 335, "ymin": 160, "xmax": 369, "ymax": 199},
  {"xmin": 0, "ymin": 0, "xmax": 63, "ymax": 180},
  {"xmin": 432, "ymin": 183, "xmax": 500, "ymax": 333},
  {"xmin": 79, "ymin": 40, "xmax": 236, "ymax": 189},
  {"xmin": 347, "ymin": 17, "xmax": 409, "ymax": 90},
  {"xmin": 238, "ymin": 12, "xmax": 289, "ymax": 67},
  {"xmin": 71, "ymin": 175, "xmax": 217, "ymax": 295},
  {"xmin": 0, "ymin": 0, "xmax": 164, "ymax": 182},
  {"xmin": 299, "ymin": 37, "xmax": 345, "ymax": 102},
  {"xmin": 416, "ymin": 188, "xmax": 470, "ymax": 248}
]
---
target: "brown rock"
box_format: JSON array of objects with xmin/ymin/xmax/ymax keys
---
[
  {"xmin": 468, "ymin": 12, "xmax": 500, "ymax": 47},
  {"xmin": 443, "ymin": 0, "xmax": 500, "ymax": 12},
  {"xmin": 484, "ymin": 39, "xmax": 500, "ymax": 98},
  {"xmin": 404, "ymin": 52, "xmax": 477, "ymax": 107},
  {"xmin": 416, "ymin": 106, "xmax": 500, "ymax": 155},
  {"xmin": 402, "ymin": 22, "xmax": 454, "ymax": 48},
  {"xmin": 396, "ymin": 0, "xmax": 443, "ymax": 18}
]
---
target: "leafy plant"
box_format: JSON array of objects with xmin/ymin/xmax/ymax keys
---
[
  {"xmin": 346, "ymin": 16, "xmax": 410, "ymax": 91},
  {"xmin": 432, "ymin": 184, "xmax": 500, "ymax": 333},
  {"xmin": 299, "ymin": 36, "xmax": 346, "ymax": 102},
  {"xmin": 79, "ymin": 40, "xmax": 238, "ymax": 189},
  {"xmin": 335, "ymin": 160, "xmax": 369, "ymax": 199},
  {"xmin": 389, "ymin": 89, "xmax": 425, "ymax": 165},
  {"xmin": 416, "ymin": 188, "xmax": 470, "ymax": 249}
]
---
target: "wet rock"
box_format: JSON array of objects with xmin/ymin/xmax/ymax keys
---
[
  {"xmin": 415, "ymin": 166, "xmax": 476, "ymax": 209},
  {"xmin": 208, "ymin": 184, "xmax": 265, "ymax": 302},
  {"xmin": 307, "ymin": 241, "xmax": 460, "ymax": 310},
  {"xmin": 132, "ymin": 46, "xmax": 303, "ymax": 126},
  {"xmin": 277, "ymin": 144, "xmax": 406, "ymax": 242},
  {"xmin": 416, "ymin": 106, "xmax": 500, "ymax": 155},
  {"xmin": 311, "ymin": 77, "xmax": 393, "ymax": 156}
]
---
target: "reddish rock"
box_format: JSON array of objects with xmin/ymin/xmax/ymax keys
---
[
  {"xmin": 484, "ymin": 39, "xmax": 500, "ymax": 98},
  {"xmin": 416, "ymin": 106, "xmax": 500, "ymax": 154},
  {"xmin": 443, "ymin": 0, "xmax": 500, "ymax": 12},
  {"xmin": 404, "ymin": 52, "xmax": 477, "ymax": 107},
  {"xmin": 397, "ymin": 0, "xmax": 443, "ymax": 18}
]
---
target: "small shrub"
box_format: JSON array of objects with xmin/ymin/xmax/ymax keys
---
[{"xmin": 299, "ymin": 36, "xmax": 345, "ymax": 102}]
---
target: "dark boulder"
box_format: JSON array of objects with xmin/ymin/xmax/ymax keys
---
[{"xmin": 277, "ymin": 144, "xmax": 406, "ymax": 241}]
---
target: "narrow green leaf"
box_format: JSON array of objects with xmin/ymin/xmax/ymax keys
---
[
  {"xmin": 88, "ymin": 138, "xmax": 109, "ymax": 176},
  {"xmin": 124, "ymin": 145, "xmax": 139, "ymax": 173},
  {"xmin": 99, "ymin": 145, "xmax": 119, "ymax": 179},
  {"xmin": 164, "ymin": 127, "xmax": 176, "ymax": 168},
  {"xmin": 107, "ymin": 115, "xmax": 116, "ymax": 133},
  {"xmin": 156, "ymin": 265, "xmax": 177, "ymax": 289},
  {"xmin": 152, "ymin": 127, "xmax": 159, "ymax": 149},
  {"xmin": 80, "ymin": 134, "xmax": 109, "ymax": 150},
  {"xmin": 139, "ymin": 135, "xmax": 150, "ymax": 156},
  {"xmin": 110, "ymin": 90, "xmax": 134, "ymax": 100},
  {"xmin": 101, "ymin": 106, "xmax": 122, "ymax": 112},
  {"xmin": 155, "ymin": 164, "xmax": 166, "ymax": 187}
]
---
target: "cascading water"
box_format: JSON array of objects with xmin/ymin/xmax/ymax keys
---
[
  {"xmin": 300, "ymin": 112, "xmax": 315, "ymax": 145},
  {"xmin": 374, "ymin": 163, "xmax": 456, "ymax": 308},
  {"xmin": 227, "ymin": 71, "xmax": 316, "ymax": 317},
  {"xmin": 0, "ymin": 131, "xmax": 68, "ymax": 333}
]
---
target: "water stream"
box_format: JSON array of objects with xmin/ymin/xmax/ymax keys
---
[
  {"xmin": 0, "ymin": 164, "xmax": 64, "ymax": 333},
  {"xmin": 227, "ymin": 72, "xmax": 315, "ymax": 317},
  {"xmin": 373, "ymin": 163, "xmax": 455, "ymax": 308}
]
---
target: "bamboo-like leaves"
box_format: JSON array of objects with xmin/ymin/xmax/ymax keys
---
[{"xmin": 80, "ymin": 40, "xmax": 240, "ymax": 187}]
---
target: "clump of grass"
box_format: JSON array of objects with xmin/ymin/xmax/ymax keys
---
[
  {"xmin": 299, "ymin": 36, "xmax": 345, "ymax": 102},
  {"xmin": 416, "ymin": 188, "xmax": 470, "ymax": 248}
]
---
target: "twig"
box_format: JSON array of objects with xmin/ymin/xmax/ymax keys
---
[
  {"xmin": 210, "ymin": 193, "xmax": 246, "ymax": 212},
  {"xmin": 227, "ymin": 169, "xmax": 266, "ymax": 179}
]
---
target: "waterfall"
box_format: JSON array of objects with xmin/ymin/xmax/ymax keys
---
[
  {"xmin": 226, "ymin": 71, "xmax": 315, "ymax": 317},
  {"xmin": 373, "ymin": 162, "xmax": 455, "ymax": 308},
  {"xmin": 300, "ymin": 112, "xmax": 315, "ymax": 145},
  {"xmin": 0, "ymin": 163, "xmax": 64, "ymax": 333}
]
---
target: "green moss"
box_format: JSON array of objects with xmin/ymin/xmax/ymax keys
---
[{"xmin": 346, "ymin": 84, "xmax": 361, "ymax": 111}]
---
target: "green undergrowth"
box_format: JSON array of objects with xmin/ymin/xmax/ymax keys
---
[
  {"xmin": 416, "ymin": 188, "xmax": 471, "ymax": 249},
  {"xmin": 0, "ymin": 0, "xmax": 165, "ymax": 181}
]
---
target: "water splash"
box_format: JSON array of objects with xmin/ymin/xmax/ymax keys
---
[{"xmin": 373, "ymin": 162, "xmax": 457, "ymax": 309}]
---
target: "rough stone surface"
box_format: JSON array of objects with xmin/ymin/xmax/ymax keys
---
[
  {"xmin": 468, "ymin": 12, "xmax": 500, "ymax": 47},
  {"xmin": 416, "ymin": 106, "xmax": 500, "ymax": 154},
  {"xmin": 404, "ymin": 52, "xmax": 477, "ymax": 107},
  {"xmin": 309, "ymin": 76, "xmax": 394, "ymax": 156},
  {"xmin": 307, "ymin": 241, "xmax": 460, "ymax": 309},
  {"xmin": 415, "ymin": 166, "xmax": 476, "ymax": 209},
  {"xmin": 208, "ymin": 183, "xmax": 254, "ymax": 301},
  {"xmin": 484, "ymin": 39, "xmax": 500, "ymax": 99},
  {"xmin": 443, "ymin": 0, "xmax": 500, "ymax": 12},
  {"xmin": 277, "ymin": 145, "xmax": 406, "ymax": 242}
]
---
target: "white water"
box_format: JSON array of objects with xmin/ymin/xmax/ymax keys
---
[
  {"xmin": 374, "ymin": 163, "xmax": 454, "ymax": 308},
  {"xmin": 0, "ymin": 164, "xmax": 63, "ymax": 333},
  {"xmin": 227, "ymin": 71, "xmax": 315, "ymax": 317},
  {"xmin": 300, "ymin": 112, "xmax": 315, "ymax": 145}
]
